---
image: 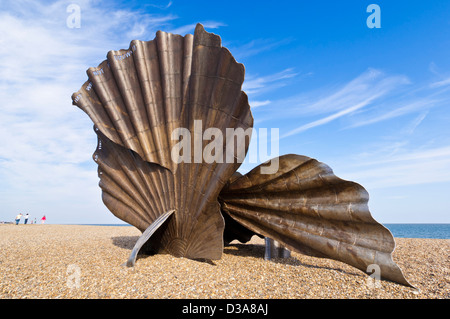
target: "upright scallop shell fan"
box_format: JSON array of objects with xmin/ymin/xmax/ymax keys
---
[
  {"xmin": 73, "ymin": 24, "xmax": 412, "ymax": 287},
  {"xmin": 73, "ymin": 24, "xmax": 253, "ymax": 260}
]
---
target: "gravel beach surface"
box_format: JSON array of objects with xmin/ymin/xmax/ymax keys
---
[{"xmin": 0, "ymin": 224, "xmax": 448, "ymax": 299}]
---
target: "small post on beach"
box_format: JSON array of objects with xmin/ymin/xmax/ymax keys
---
[
  {"xmin": 264, "ymin": 237, "xmax": 273, "ymax": 260},
  {"xmin": 265, "ymin": 237, "xmax": 290, "ymax": 260}
]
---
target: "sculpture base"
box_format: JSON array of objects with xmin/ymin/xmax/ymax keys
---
[{"xmin": 264, "ymin": 237, "xmax": 291, "ymax": 260}]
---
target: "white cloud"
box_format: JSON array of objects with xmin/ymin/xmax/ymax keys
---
[
  {"xmin": 300, "ymin": 68, "xmax": 410, "ymax": 115},
  {"xmin": 430, "ymin": 77, "xmax": 450, "ymax": 88},
  {"xmin": 403, "ymin": 111, "xmax": 429, "ymax": 135},
  {"xmin": 355, "ymin": 145, "xmax": 450, "ymax": 167},
  {"xmin": 281, "ymin": 97, "xmax": 376, "ymax": 138},
  {"xmin": 168, "ymin": 21, "xmax": 227, "ymax": 35},
  {"xmin": 339, "ymin": 145, "xmax": 450, "ymax": 189},
  {"xmin": 346, "ymin": 99, "xmax": 436, "ymax": 129},
  {"xmin": 250, "ymin": 100, "xmax": 271, "ymax": 108},
  {"xmin": 0, "ymin": 0, "xmax": 184, "ymax": 224},
  {"xmin": 228, "ymin": 37, "xmax": 294, "ymax": 60},
  {"xmin": 243, "ymin": 68, "xmax": 298, "ymax": 95},
  {"xmin": 279, "ymin": 69, "xmax": 410, "ymax": 137},
  {"xmin": 147, "ymin": 1, "xmax": 173, "ymax": 10}
]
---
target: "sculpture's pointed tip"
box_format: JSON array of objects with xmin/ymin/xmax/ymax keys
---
[
  {"xmin": 193, "ymin": 22, "xmax": 222, "ymax": 48},
  {"xmin": 195, "ymin": 22, "xmax": 205, "ymax": 30},
  {"xmin": 194, "ymin": 22, "xmax": 208, "ymax": 38}
]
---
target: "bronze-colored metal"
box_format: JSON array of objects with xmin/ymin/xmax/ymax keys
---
[
  {"xmin": 125, "ymin": 210, "xmax": 175, "ymax": 267},
  {"xmin": 72, "ymin": 24, "xmax": 412, "ymax": 287},
  {"xmin": 74, "ymin": 24, "xmax": 253, "ymax": 260},
  {"xmin": 219, "ymin": 154, "xmax": 412, "ymax": 286}
]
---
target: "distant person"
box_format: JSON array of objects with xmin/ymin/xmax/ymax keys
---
[
  {"xmin": 41, "ymin": 215, "xmax": 46, "ymax": 224},
  {"xmin": 24, "ymin": 213, "xmax": 29, "ymax": 224},
  {"xmin": 15, "ymin": 213, "xmax": 22, "ymax": 225},
  {"xmin": 34, "ymin": 218, "xmax": 37, "ymax": 224}
]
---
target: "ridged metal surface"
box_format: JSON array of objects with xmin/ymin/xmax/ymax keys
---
[
  {"xmin": 73, "ymin": 24, "xmax": 411, "ymax": 286},
  {"xmin": 125, "ymin": 210, "xmax": 175, "ymax": 267},
  {"xmin": 74, "ymin": 24, "xmax": 253, "ymax": 260},
  {"xmin": 219, "ymin": 154, "xmax": 412, "ymax": 286}
]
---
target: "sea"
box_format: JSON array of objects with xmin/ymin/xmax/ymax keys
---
[
  {"xmin": 383, "ymin": 224, "xmax": 449, "ymax": 239},
  {"xmin": 80, "ymin": 223, "xmax": 450, "ymax": 239}
]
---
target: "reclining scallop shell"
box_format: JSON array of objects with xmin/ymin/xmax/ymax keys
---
[
  {"xmin": 72, "ymin": 24, "xmax": 412, "ymax": 287},
  {"xmin": 219, "ymin": 154, "xmax": 412, "ymax": 286}
]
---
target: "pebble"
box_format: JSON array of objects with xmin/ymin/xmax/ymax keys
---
[{"xmin": 0, "ymin": 224, "xmax": 448, "ymax": 299}]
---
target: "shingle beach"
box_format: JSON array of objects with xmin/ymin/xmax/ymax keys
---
[{"xmin": 0, "ymin": 224, "xmax": 448, "ymax": 299}]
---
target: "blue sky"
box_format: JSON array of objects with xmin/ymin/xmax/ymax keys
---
[{"xmin": 0, "ymin": 0, "xmax": 449, "ymax": 224}]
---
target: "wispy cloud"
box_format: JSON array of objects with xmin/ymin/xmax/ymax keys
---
[
  {"xmin": 279, "ymin": 69, "xmax": 410, "ymax": 137},
  {"xmin": 269, "ymin": 67, "xmax": 450, "ymax": 197},
  {"xmin": 281, "ymin": 97, "xmax": 376, "ymax": 138},
  {"xmin": 146, "ymin": 1, "xmax": 173, "ymax": 10},
  {"xmin": 355, "ymin": 145, "xmax": 450, "ymax": 167},
  {"xmin": 430, "ymin": 77, "xmax": 450, "ymax": 88},
  {"xmin": 250, "ymin": 100, "xmax": 271, "ymax": 108},
  {"xmin": 299, "ymin": 69, "xmax": 410, "ymax": 115},
  {"xmin": 229, "ymin": 37, "xmax": 294, "ymax": 60},
  {"xmin": 346, "ymin": 99, "xmax": 436, "ymax": 129},
  {"xmin": 168, "ymin": 21, "xmax": 227, "ymax": 35},
  {"xmin": 403, "ymin": 111, "xmax": 429, "ymax": 135},
  {"xmin": 243, "ymin": 68, "xmax": 298, "ymax": 95},
  {"xmin": 0, "ymin": 0, "xmax": 182, "ymax": 223},
  {"xmin": 338, "ymin": 145, "xmax": 450, "ymax": 189},
  {"xmin": 241, "ymin": 68, "xmax": 300, "ymax": 111}
]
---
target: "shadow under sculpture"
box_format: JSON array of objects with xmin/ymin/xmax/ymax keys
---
[{"xmin": 72, "ymin": 24, "xmax": 412, "ymax": 287}]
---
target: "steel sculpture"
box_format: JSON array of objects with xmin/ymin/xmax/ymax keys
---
[{"xmin": 72, "ymin": 24, "xmax": 412, "ymax": 287}]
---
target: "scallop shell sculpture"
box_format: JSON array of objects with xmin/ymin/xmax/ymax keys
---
[
  {"xmin": 219, "ymin": 155, "xmax": 411, "ymax": 286},
  {"xmin": 73, "ymin": 24, "xmax": 253, "ymax": 260},
  {"xmin": 72, "ymin": 24, "xmax": 412, "ymax": 287}
]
